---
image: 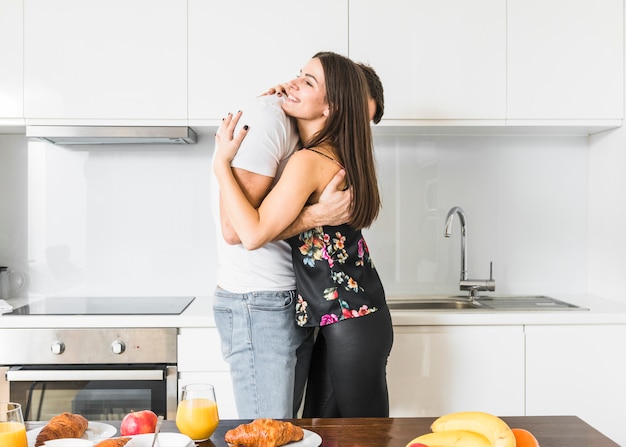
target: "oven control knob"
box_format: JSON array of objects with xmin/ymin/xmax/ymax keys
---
[
  {"xmin": 111, "ymin": 340, "xmax": 126, "ymax": 355},
  {"xmin": 51, "ymin": 340, "xmax": 65, "ymax": 355}
]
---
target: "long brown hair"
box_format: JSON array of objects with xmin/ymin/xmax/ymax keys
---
[{"xmin": 305, "ymin": 51, "xmax": 381, "ymax": 229}]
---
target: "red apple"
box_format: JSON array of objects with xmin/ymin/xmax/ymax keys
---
[{"xmin": 120, "ymin": 410, "xmax": 158, "ymax": 436}]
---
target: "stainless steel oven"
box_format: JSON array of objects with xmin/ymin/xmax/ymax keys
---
[{"xmin": 0, "ymin": 328, "xmax": 178, "ymax": 421}]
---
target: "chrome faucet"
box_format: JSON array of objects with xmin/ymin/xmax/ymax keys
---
[{"xmin": 444, "ymin": 206, "xmax": 495, "ymax": 299}]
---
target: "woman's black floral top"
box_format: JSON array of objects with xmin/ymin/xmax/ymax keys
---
[{"xmin": 287, "ymin": 224, "xmax": 386, "ymax": 327}]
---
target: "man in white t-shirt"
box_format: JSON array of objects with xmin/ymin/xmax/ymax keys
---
[
  {"xmin": 210, "ymin": 63, "xmax": 384, "ymax": 419},
  {"xmin": 210, "ymin": 94, "xmax": 337, "ymax": 419}
]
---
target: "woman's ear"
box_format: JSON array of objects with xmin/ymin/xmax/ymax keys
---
[{"xmin": 323, "ymin": 107, "xmax": 330, "ymax": 117}]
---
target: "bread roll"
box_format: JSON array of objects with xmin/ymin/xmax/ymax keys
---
[
  {"xmin": 34, "ymin": 412, "xmax": 89, "ymax": 447},
  {"xmin": 225, "ymin": 418, "xmax": 304, "ymax": 447},
  {"xmin": 93, "ymin": 438, "xmax": 131, "ymax": 447}
]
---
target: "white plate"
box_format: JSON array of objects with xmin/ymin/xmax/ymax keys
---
[
  {"xmin": 224, "ymin": 427, "xmax": 321, "ymax": 447},
  {"xmin": 27, "ymin": 422, "xmax": 116, "ymax": 447},
  {"xmin": 290, "ymin": 429, "xmax": 322, "ymax": 447},
  {"xmin": 43, "ymin": 440, "xmax": 95, "ymax": 447},
  {"xmin": 125, "ymin": 432, "xmax": 193, "ymax": 447}
]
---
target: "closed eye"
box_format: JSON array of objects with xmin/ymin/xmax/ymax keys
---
[{"xmin": 295, "ymin": 74, "xmax": 314, "ymax": 88}]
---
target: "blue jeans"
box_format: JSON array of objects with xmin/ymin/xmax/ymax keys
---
[{"xmin": 213, "ymin": 287, "xmax": 314, "ymax": 418}]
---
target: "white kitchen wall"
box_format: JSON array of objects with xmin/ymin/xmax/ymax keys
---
[
  {"xmin": 23, "ymin": 137, "xmax": 217, "ymax": 297},
  {"xmin": 371, "ymin": 132, "xmax": 588, "ymax": 297},
  {"xmin": 588, "ymin": 126, "xmax": 626, "ymax": 303},
  {"xmin": 0, "ymin": 131, "xmax": 589, "ymax": 299}
]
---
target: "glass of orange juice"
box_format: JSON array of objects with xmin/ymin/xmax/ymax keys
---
[
  {"xmin": 176, "ymin": 383, "xmax": 219, "ymax": 442},
  {"xmin": 0, "ymin": 402, "xmax": 27, "ymax": 447}
]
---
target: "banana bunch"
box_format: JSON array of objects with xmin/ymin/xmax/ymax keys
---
[{"xmin": 405, "ymin": 411, "xmax": 516, "ymax": 447}]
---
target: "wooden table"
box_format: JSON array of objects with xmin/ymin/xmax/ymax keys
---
[
  {"xmin": 28, "ymin": 416, "xmax": 620, "ymax": 447},
  {"xmin": 176, "ymin": 416, "xmax": 619, "ymax": 447}
]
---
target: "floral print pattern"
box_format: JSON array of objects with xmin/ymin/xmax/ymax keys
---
[{"xmin": 293, "ymin": 226, "xmax": 380, "ymax": 327}]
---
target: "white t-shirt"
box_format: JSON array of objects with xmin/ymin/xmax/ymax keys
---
[{"xmin": 210, "ymin": 95, "xmax": 300, "ymax": 292}]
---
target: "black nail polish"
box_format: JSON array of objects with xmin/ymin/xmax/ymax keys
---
[{"xmin": 243, "ymin": 125, "xmax": 249, "ymax": 130}]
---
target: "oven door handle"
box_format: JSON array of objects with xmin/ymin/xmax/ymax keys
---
[{"xmin": 6, "ymin": 369, "xmax": 164, "ymax": 381}]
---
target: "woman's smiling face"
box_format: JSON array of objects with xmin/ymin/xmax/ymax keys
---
[{"xmin": 281, "ymin": 57, "xmax": 329, "ymax": 123}]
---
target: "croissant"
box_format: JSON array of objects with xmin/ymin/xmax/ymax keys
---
[
  {"xmin": 35, "ymin": 412, "xmax": 89, "ymax": 447},
  {"xmin": 225, "ymin": 418, "xmax": 304, "ymax": 447},
  {"xmin": 93, "ymin": 438, "xmax": 132, "ymax": 447}
]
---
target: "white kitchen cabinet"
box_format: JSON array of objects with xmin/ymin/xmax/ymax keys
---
[
  {"xmin": 177, "ymin": 328, "xmax": 238, "ymax": 419},
  {"xmin": 507, "ymin": 0, "xmax": 623, "ymax": 123},
  {"xmin": 526, "ymin": 325, "xmax": 626, "ymax": 446},
  {"xmin": 0, "ymin": 0, "xmax": 23, "ymax": 124},
  {"xmin": 23, "ymin": 0, "xmax": 187, "ymax": 124},
  {"xmin": 188, "ymin": 0, "xmax": 348, "ymax": 125},
  {"xmin": 387, "ymin": 325, "xmax": 525, "ymax": 417},
  {"xmin": 349, "ymin": 0, "xmax": 507, "ymax": 124}
]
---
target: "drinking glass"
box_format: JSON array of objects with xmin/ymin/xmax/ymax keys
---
[
  {"xmin": 0, "ymin": 402, "xmax": 27, "ymax": 447},
  {"xmin": 0, "ymin": 267, "xmax": 25, "ymax": 299},
  {"xmin": 176, "ymin": 384, "xmax": 219, "ymax": 442}
]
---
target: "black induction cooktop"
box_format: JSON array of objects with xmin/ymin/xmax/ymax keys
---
[{"xmin": 7, "ymin": 296, "xmax": 195, "ymax": 315}]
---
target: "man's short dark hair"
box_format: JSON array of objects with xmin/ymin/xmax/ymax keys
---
[{"xmin": 358, "ymin": 63, "xmax": 384, "ymax": 124}]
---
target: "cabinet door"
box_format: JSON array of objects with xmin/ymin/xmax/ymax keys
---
[
  {"xmin": 188, "ymin": 0, "xmax": 348, "ymax": 124},
  {"xmin": 507, "ymin": 0, "xmax": 623, "ymax": 121},
  {"xmin": 387, "ymin": 326, "xmax": 525, "ymax": 417},
  {"xmin": 24, "ymin": 0, "xmax": 187, "ymax": 123},
  {"xmin": 178, "ymin": 328, "xmax": 238, "ymax": 419},
  {"xmin": 178, "ymin": 328, "xmax": 229, "ymax": 372},
  {"xmin": 0, "ymin": 0, "xmax": 23, "ymax": 122},
  {"xmin": 526, "ymin": 325, "xmax": 626, "ymax": 446},
  {"xmin": 349, "ymin": 0, "xmax": 506, "ymax": 123}
]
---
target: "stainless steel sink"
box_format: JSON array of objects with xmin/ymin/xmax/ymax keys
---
[
  {"xmin": 476, "ymin": 295, "xmax": 587, "ymax": 311},
  {"xmin": 387, "ymin": 295, "xmax": 588, "ymax": 311},
  {"xmin": 387, "ymin": 299, "xmax": 485, "ymax": 310}
]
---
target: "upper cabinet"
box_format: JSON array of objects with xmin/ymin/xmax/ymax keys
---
[
  {"xmin": 507, "ymin": 0, "xmax": 623, "ymax": 123},
  {"xmin": 12, "ymin": 0, "xmax": 624, "ymax": 132},
  {"xmin": 0, "ymin": 0, "xmax": 23, "ymax": 124},
  {"xmin": 350, "ymin": 0, "xmax": 623, "ymax": 131},
  {"xmin": 188, "ymin": 0, "xmax": 349, "ymax": 125},
  {"xmin": 23, "ymin": 0, "xmax": 188, "ymax": 125},
  {"xmin": 349, "ymin": 0, "xmax": 507, "ymax": 124}
]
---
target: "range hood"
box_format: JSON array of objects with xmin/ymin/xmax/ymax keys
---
[{"xmin": 26, "ymin": 126, "xmax": 197, "ymax": 145}]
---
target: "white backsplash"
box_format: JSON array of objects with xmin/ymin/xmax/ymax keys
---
[{"xmin": 0, "ymin": 132, "xmax": 588, "ymax": 298}]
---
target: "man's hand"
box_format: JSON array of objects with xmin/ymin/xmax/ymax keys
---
[
  {"xmin": 310, "ymin": 169, "xmax": 352, "ymax": 227},
  {"xmin": 275, "ymin": 170, "xmax": 352, "ymax": 240}
]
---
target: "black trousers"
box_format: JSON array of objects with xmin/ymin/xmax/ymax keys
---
[{"xmin": 302, "ymin": 305, "xmax": 394, "ymax": 417}]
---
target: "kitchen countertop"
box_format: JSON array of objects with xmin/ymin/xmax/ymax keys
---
[
  {"xmin": 26, "ymin": 416, "xmax": 621, "ymax": 447},
  {"xmin": 3, "ymin": 293, "xmax": 626, "ymax": 329}
]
